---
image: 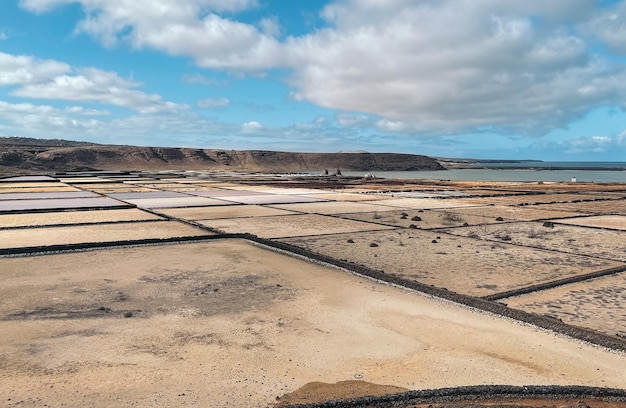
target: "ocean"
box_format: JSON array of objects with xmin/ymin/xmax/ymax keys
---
[{"xmin": 341, "ymin": 162, "xmax": 626, "ymax": 183}]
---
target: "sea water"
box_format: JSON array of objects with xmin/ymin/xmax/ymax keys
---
[{"xmin": 341, "ymin": 162, "xmax": 626, "ymax": 183}]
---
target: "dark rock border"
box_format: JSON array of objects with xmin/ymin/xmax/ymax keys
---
[{"xmin": 281, "ymin": 385, "xmax": 626, "ymax": 408}]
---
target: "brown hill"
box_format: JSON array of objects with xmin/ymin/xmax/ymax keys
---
[{"xmin": 0, "ymin": 137, "xmax": 444, "ymax": 176}]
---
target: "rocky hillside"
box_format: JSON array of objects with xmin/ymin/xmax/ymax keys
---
[{"xmin": 0, "ymin": 137, "xmax": 444, "ymax": 175}]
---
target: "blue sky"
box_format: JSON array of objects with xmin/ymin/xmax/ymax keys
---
[{"xmin": 1, "ymin": 0, "xmax": 626, "ymax": 160}]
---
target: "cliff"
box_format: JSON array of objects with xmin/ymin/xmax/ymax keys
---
[{"xmin": 0, "ymin": 137, "xmax": 444, "ymax": 175}]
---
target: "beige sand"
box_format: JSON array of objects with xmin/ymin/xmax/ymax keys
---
[
  {"xmin": 532, "ymin": 200, "xmax": 626, "ymax": 214},
  {"xmin": 551, "ymin": 215, "xmax": 626, "ymax": 230},
  {"xmin": 200, "ymin": 213, "xmax": 395, "ymax": 238},
  {"xmin": 156, "ymin": 204, "xmax": 297, "ymax": 220},
  {"xmin": 446, "ymin": 222, "xmax": 626, "ymax": 262},
  {"xmin": 0, "ymin": 221, "xmax": 211, "ymax": 249},
  {"xmin": 460, "ymin": 194, "xmax": 608, "ymax": 206},
  {"xmin": 360, "ymin": 197, "xmax": 482, "ymax": 209},
  {"xmin": 338, "ymin": 208, "xmax": 494, "ymax": 229},
  {"xmin": 504, "ymin": 271, "xmax": 626, "ymax": 337},
  {"xmin": 0, "ymin": 209, "xmax": 163, "ymax": 228},
  {"xmin": 0, "ymin": 240, "xmax": 624, "ymax": 408},
  {"xmin": 270, "ymin": 201, "xmax": 411, "ymax": 215},
  {"xmin": 449, "ymin": 205, "xmax": 581, "ymax": 221},
  {"xmin": 281, "ymin": 229, "xmax": 621, "ymax": 297}
]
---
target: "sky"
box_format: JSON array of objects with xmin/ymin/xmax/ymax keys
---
[{"xmin": 1, "ymin": 1, "xmax": 626, "ymax": 161}]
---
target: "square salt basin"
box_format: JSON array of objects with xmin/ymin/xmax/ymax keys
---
[
  {"xmin": 0, "ymin": 209, "xmax": 163, "ymax": 228},
  {"xmin": 1, "ymin": 240, "xmax": 624, "ymax": 407},
  {"xmin": 502, "ymin": 272, "xmax": 626, "ymax": 338},
  {"xmin": 122, "ymin": 196, "xmax": 234, "ymax": 209},
  {"xmin": 338, "ymin": 209, "xmax": 494, "ymax": 229},
  {"xmin": 218, "ymin": 194, "xmax": 327, "ymax": 205},
  {"xmin": 155, "ymin": 205, "xmax": 296, "ymax": 220},
  {"xmin": 300, "ymin": 192, "xmax": 389, "ymax": 202},
  {"xmin": 0, "ymin": 182, "xmax": 67, "ymax": 189},
  {"xmin": 0, "ymin": 220, "xmax": 211, "ymax": 250},
  {"xmin": 247, "ymin": 188, "xmax": 334, "ymax": 195},
  {"xmin": 550, "ymin": 215, "xmax": 626, "ymax": 230},
  {"xmin": 280, "ymin": 229, "xmax": 621, "ymax": 297},
  {"xmin": 0, "ymin": 186, "xmax": 80, "ymax": 193},
  {"xmin": 443, "ymin": 221, "xmax": 626, "ymax": 262},
  {"xmin": 0, "ymin": 191, "xmax": 99, "ymax": 201},
  {"xmin": 458, "ymin": 193, "xmax": 604, "ymax": 206},
  {"xmin": 58, "ymin": 177, "xmax": 116, "ymax": 184},
  {"xmin": 532, "ymin": 200, "xmax": 626, "ymax": 215},
  {"xmin": 0, "ymin": 175, "xmax": 58, "ymax": 182},
  {"xmin": 269, "ymin": 201, "xmax": 411, "ymax": 215},
  {"xmin": 0, "ymin": 197, "xmax": 129, "ymax": 213},
  {"xmin": 446, "ymin": 205, "xmax": 581, "ymax": 221},
  {"xmin": 191, "ymin": 190, "xmax": 274, "ymax": 198},
  {"xmin": 108, "ymin": 191, "xmax": 192, "ymax": 200},
  {"xmin": 86, "ymin": 187, "xmax": 158, "ymax": 194},
  {"xmin": 199, "ymin": 213, "xmax": 395, "ymax": 238},
  {"xmin": 359, "ymin": 197, "xmax": 482, "ymax": 210}
]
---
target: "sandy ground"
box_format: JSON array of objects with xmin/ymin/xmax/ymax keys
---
[
  {"xmin": 551, "ymin": 215, "xmax": 626, "ymax": 230},
  {"xmin": 0, "ymin": 221, "xmax": 212, "ymax": 249},
  {"xmin": 200, "ymin": 213, "xmax": 395, "ymax": 238},
  {"xmin": 270, "ymin": 201, "xmax": 411, "ymax": 215},
  {"xmin": 445, "ymin": 222, "xmax": 626, "ymax": 262},
  {"xmin": 1, "ymin": 174, "xmax": 626, "ymax": 406},
  {"xmin": 280, "ymin": 229, "xmax": 622, "ymax": 297},
  {"xmin": 156, "ymin": 204, "xmax": 297, "ymax": 220},
  {"xmin": 503, "ymin": 271, "xmax": 626, "ymax": 338},
  {"xmin": 0, "ymin": 209, "xmax": 163, "ymax": 228},
  {"xmin": 1, "ymin": 240, "xmax": 624, "ymax": 408},
  {"xmin": 447, "ymin": 205, "xmax": 582, "ymax": 221},
  {"xmin": 337, "ymin": 208, "xmax": 496, "ymax": 229},
  {"xmin": 532, "ymin": 200, "xmax": 626, "ymax": 214}
]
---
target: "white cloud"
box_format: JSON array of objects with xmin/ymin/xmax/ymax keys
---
[
  {"xmin": 336, "ymin": 113, "xmax": 374, "ymax": 127},
  {"xmin": 197, "ymin": 97, "xmax": 229, "ymax": 108},
  {"xmin": 586, "ymin": 1, "xmax": 626, "ymax": 54},
  {"xmin": 15, "ymin": 0, "xmax": 626, "ymax": 141},
  {"xmin": 284, "ymin": 0, "xmax": 626, "ymax": 136},
  {"xmin": 241, "ymin": 120, "xmax": 262, "ymax": 133},
  {"xmin": 21, "ymin": 0, "xmax": 281, "ymax": 70},
  {"xmin": 0, "ymin": 52, "xmax": 186, "ymax": 113},
  {"xmin": 0, "ymin": 52, "xmax": 70, "ymax": 85},
  {"xmin": 181, "ymin": 73, "xmax": 225, "ymax": 86}
]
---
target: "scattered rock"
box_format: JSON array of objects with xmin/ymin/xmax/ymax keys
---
[
  {"xmin": 411, "ymin": 216, "xmax": 422, "ymax": 221},
  {"xmin": 123, "ymin": 311, "xmax": 133, "ymax": 318},
  {"xmin": 543, "ymin": 221, "xmax": 555, "ymax": 228},
  {"xmin": 496, "ymin": 217, "xmax": 504, "ymax": 221},
  {"xmin": 347, "ymin": 239, "xmax": 355, "ymax": 243},
  {"xmin": 369, "ymin": 242, "xmax": 379, "ymax": 247}
]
